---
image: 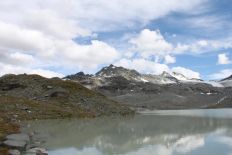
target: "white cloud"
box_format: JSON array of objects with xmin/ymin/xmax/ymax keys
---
[
  {"xmin": 115, "ymin": 58, "xmax": 200, "ymax": 79},
  {"xmin": 60, "ymin": 40, "xmax": 120, "ymax": 70},
  {"xmin": 184, "ymin": 15, "xmax": 226, "ymax": 31},
  {"xmin": 29, "ymin": 69, "xmax": 64, "ymax": 78},
  {"xmin": 130, "ymin": 29, "xmax": 173, "ymax": 59},
  {"xmin": 9, "ymin": 52, "xmax": 35, "ymax": 64},
  {"xmin": 23, "ymin": 10, "xmax": 91, "ymax": 39},
  {"xmin": 0, "ymin": 49, "xmax": 35, "ymax": 66},
  {"xmin": 0, "ymin": 0, "xmax": 206, "ymax": 32},
  {"xmin": 114, "ymin": 58, "xmax": 169, "ymax": 75},
  {"xmin": 0, "ymin": 1, "xmax": 128, "ymax": 76},
  {"xmin": 129, "ymin": 29, "xmax": 232, "ymax": 62},
  {"xmin": 174, "ymin": 39, "xmax": 232, "ymax": 54},
  {"xmin": 0, "ymin": 19, "xmax": 120, "ymax": 77},
  {"xmin": 209, "ymin": 69, "xmax": 232, "ymax": 79},
  {"xmin": 174, "ymin": 44, "xmax": 190, "ymax": 54},
  {"xmin": 172, "ymin": 67, "xmax": 200, "ymax": 79},
  {"xmin": 217, "ymin": 53, "xmax": 231, "ymax": 65},
  {"xmin": 173, "ymin": 40, "xmax": 209, "ymax": 54},
  {"xmin": 164, "ymin": 55, "xmax": 176, "ymax": 64},
  {"xmin": 0, "ymin": 20, "xmax": 120, "ymax": 74},
  {"xmin": 0, "ymin": 63, "xmax": 64, "ymax": 78},
  {"xmin": 64, "ymin": 0, "xmax": 205, "ymax": 32}
]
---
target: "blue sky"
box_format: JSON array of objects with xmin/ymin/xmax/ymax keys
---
[{"xmin": 0, "ymin": 0, "xmax": 231, "ymax": 79}]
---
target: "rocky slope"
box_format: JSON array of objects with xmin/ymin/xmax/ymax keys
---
[
  {"xmin": 0, "ymin": 74, "xmax": 133, "ymax": 143},
  {"xmin": 65, "ymin": 65, "xmax": 232, "ymax": 110}
]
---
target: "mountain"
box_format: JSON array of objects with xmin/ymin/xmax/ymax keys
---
[
  {"xmin": 65, "ymin": 65, "xmax": 232, "ymax": 110},
  {"xmin": 220, "ymin": 75, "xmax": 232, "ymax": 87},
  {"xmin": 65, "ymin": 65, "xmax": 203, "ymax": 86},
  {"xmin": 65, "ymin": 71, "xmax": 93, "ymax": 80},
  {"xmin": 96, "ymin": 64, "xmax": 141, "ymax": 80}
]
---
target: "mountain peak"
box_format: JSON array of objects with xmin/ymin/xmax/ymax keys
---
[
  {"xmin": 160, "ymin": 71, "xmax": 178, "ymax": 82},
  {"xmin": 64, "ymin": 72, "xmax": 93, "ymax": 80},
  {"xmin": 95, "ymin": 64, "xmax": 141, "ymax": 80},
  {"xmin": 161, "ymin": 71, "xmax": 172, "ymax": 77},
  {"xmin": 172, "ymin": 72, "xmax": 188, "ymax": 81}
]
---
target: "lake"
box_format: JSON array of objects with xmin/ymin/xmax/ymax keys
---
[{"xmin": 21, "ymin": 109, "xmax": 232, "ymax": 155}]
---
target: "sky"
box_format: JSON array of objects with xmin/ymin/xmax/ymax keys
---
[{"xmin": 0, "ymin": 0, "xmax": 231, "ymax": 80}]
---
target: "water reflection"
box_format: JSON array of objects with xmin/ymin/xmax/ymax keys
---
[{"xmin": 22, "ymin": 109, "xmax": 232, "ymax": 155}]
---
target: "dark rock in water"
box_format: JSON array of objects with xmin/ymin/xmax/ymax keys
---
[{"xmin": 8, "ymin": 149, "xmax": 21, "ymax": 155}]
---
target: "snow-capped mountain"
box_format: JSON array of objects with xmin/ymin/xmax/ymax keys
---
[
  {"xmin": 77, "ymin": 64, "xmax": 204, "ymax": 85},
  {"xmin": 64, "ymin": 64, "xmax": 232, "ymax": 110},
  {"xmin": 64, "ymin": 64, "xmax": 224, "ymax": 87},
  {"xmin": 95, "ymin": 64, "xmax": 142, "ymax": 81}
]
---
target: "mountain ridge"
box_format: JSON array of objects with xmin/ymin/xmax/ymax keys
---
[
  {"xmin": 64, "ymin": 64, "xmax": 232, "ymax": 110},
  {"xmin": 64, "ymin": 64, "xmax": 216, "ymax": 86}
]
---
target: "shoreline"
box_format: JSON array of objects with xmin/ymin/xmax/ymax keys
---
[{"xmin": 1, "ymin": 107, "xmax": 232, "ymax": 154}]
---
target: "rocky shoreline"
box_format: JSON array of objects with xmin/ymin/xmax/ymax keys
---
[{"xmin": 1, "ymin": 133, "xmax": 48, "ymax": 155}]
